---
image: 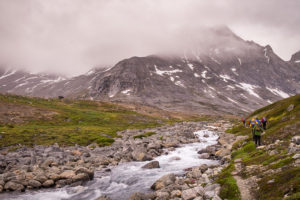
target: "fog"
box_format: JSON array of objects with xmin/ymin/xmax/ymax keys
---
[{"xmin": 0, "ymin": 0, "xmax": 299, "ymax": 76}]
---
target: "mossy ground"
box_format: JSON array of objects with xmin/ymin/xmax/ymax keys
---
[
  {"xmin": 133, "ymin": 131, "xmax": 157, "ymax": 139},
  {"xmin": 222, "ymin": 94, "xmax": 300, "ymax": 200},
  {"xmin": 0, "ymin": 94, "xmax": 177, "ymax": 147}
]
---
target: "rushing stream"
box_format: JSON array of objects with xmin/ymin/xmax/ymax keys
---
[{"xmin": 0, "ymin": 128, "xmax": 219, "ymax": 200}]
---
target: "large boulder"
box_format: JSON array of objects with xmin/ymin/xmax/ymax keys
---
[
  {"xmin": 142, "ymin": 161, "xmax": 160, "ymax": 169},
  {"xmin": 59, "ymin": 170, "xmax": 76, "ymax": 179},
  {"xmin": 42, "ymin": 179, "xmax": 54, "ymax": 187},
  {"xmin": 151, "ymin": 173, "xmax": 176, "ymax": 190}
]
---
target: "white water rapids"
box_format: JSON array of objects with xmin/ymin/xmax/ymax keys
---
[{"xmin": 0, "ymin": 128, "xmax": 220, "ymax": 200}]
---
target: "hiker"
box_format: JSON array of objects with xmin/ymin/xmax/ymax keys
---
[
  {"xmin": 250, "ymin": 118, "xmax": 256, "ymax": 140},
  {"xmin": 242, "ymin": 117, "xmax": 246, "ymax": 127},
  {"xmin": 253, "ymin": 123, "xmax": 263, "ymax": 147},
  {"xmin": 261, "ymin": 117, "xmax": 267, "ymax": 130}
]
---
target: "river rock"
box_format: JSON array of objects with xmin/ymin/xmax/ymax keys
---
[
  {"xmin": 132, "ymin": 151, "xmax": 152, "ymax": 161},
  {"xmin": 59, "ymin": 170, "xmax": 75, "ymax": 179},
  {"xmin": 43, "ymin": 179, "xmax": 54, "ymax": 187},
  {"xmin": 72, "ymin": 173, "xmax": 89, "ymax": 182},
  {"xmin": 75, "ymin": 167, "xmax": 94, "ymax": 179},
  {"xmin": 155, "ymin": 191, "xmax": 170, "ymax": 199},
  {"xmin": 28, "ymin": 179, "xmax": 41, "ymax": 188},
  {"xmin": 142, "ymin": 161, "xmax": 160, "ymax": 169},
  {"xmin": 4, "ymin": 181, "xmax": 24, "ymax": 191},
  {"xmin": 95, "ymin": 196, "xmax": 112, "ymax": 200},
  {"xmin": 171, "ymin": 190, "xmax": 182, "ymax": 198},
  {"xmin": 181, "ymin": 187, "xmax": 203, "ymax": 200},
  {"xmin": 0, "ymin": 185, "xmax": 3, "ymax": 192},
  {"xmin": 129, "ymin": 192, "xmax": 155, "ymax": 200},
  {"xmin": 151, "ymin": 173, "xmax": 176, "ymax": 190}
]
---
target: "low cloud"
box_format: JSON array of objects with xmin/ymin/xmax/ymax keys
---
[{"xmin": 0, "ymin": 0, "xmax": 299, "ymax": 76}]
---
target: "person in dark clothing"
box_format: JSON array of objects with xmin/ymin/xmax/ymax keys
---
[
  {"xmin": 242, "ymin": 117, "xmax": 246, "ymax": 127},
  {"xmin": 253, "ymin": 124, "xmax": 263, "ymax": 147},
  {"xmin": 261, "ymin": 117, "xmax": 267, "ymax": 130}
]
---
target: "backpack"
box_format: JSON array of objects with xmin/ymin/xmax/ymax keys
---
[{"xmin": 254, "ymin": 125, "xmax": 262, "ymax": 135}]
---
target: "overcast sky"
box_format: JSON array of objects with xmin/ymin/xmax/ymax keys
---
[{"xmin": 0, "ymin": 0, "xmax": 299, "ymax": 76}]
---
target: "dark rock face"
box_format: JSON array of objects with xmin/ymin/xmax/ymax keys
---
[{"xmin": 1, "ymin": 27, "xmax": 299, "ymax": 114}]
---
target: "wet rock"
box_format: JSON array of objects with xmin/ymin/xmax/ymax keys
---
[
  {"xmin": 95, "ymin": 196, "xmax": 112, "ymax": 200},
  {"xmin": 171, "ymin": 190, "xmax": 182, "ymax": 198},
  {"xmin": 59, "ymin": 170, "xmax": 75, "ymax": 179},
  {"xmin": 28, "ymin": 179, "xmax": 41, "ymax": 188},
  {"xmin": 42, "ymin": 179, "xmax": 54, "ymax": 187},
  {"xmin": 142, "ymin": 161, "xmax": 160, "ymax": 169},
  {"xmin": 75, "ymin": 167, "xmax": 94, "ymax": 179},
  {"xmin": 129, "ymin": 192, "xmax": 155, "ymax": 200},
  {"xmin": 132, "ymin": 151, "xmax": 152, "ymax": 161},
  {"xmin": 198, "ymin": 153, "xmax": 210, "ymax": 159},
  {"xmin": 72, "ymin": 173, "xmax": 89, "ymax": 182},
  {"xmin": 151, "ymin": 173, "xmax": 176, "ymax": 190},
  {"xmin": 4, "ymin": 181, "xmax": 24, "ymax": 191}
]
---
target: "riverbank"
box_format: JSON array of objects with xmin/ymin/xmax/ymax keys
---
[{"xmin": 0, "ymin": 121, "xmax": 212, "ymax": 194}]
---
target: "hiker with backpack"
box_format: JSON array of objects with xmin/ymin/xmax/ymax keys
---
[
  {"xmin": 242, "ymin": 117, "xmax": 246, "ymax": 127},
  {"xmin": 250, "ymin": 118, "xmax": 256, "ymax": 140},
  {"xmin": 261, "ymin": 117, "xmax": 267, "ymax": 130},
  {"xmin": 253, "ymin": 123, "xmax": 263, "ymax": 147}
]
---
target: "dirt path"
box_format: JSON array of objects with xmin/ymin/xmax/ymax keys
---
[{"xmin": 233, "ymin": 174, "xmax": 255, "ymax": 200}]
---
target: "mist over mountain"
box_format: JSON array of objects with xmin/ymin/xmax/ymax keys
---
[{"xmin": 1, "ymin": 27, "xmax": 299, "ymax": 115}]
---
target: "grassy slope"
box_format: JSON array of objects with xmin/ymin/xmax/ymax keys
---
[
  {"xmin": 0, "ymin": 94, "xmax": 186, "ymax": 147},
  {"xmin": 220, "ymin": 94, "xmax": 300, "ymax": 200}
]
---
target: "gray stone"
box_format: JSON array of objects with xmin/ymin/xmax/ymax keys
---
[
  {"xmin": 43, "ymin": 179, "xmax": 54, "ymax": 187},
  {"xmin": 4, "ymin": 181, "xmax": 24, "ymax": 191},
  {"xmin": 181, "ymin": 188, "xmax": 198, "ymax": 200},
  {"xmin": 142, "ymin": 161, "xmax": 160, "ymax": 169},
  {"xmin": 151, "ymin": 173, "xmax": 176, "ymax": 190},
  {"xmin": 287, "ymin": 104, "xmax": 294, "ymax": 112},
  {"xmin": 28, "ymin": 179, "xmax": 41, "ymax": 188}
]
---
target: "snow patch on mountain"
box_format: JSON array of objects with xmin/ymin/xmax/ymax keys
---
[
  {"xmin": 154, "ymin": 65, "xmax": 182, "ymax": 76},
  {"xmin": 236, "ymin": 83, "xmax": 261, "ymax": 98},
  {"xmin": 194, "ymin": 73, "xmax": 200, "ymax": 78},
  {"xmin": 121, "ymin": 89, "xmax": 131, "ymax": 95},
  {"xmin": 201, "ymin": 71, "xmax": 207, "ymax": 78},
  {"xmin": 175, "ymin": 80, "xmax": 185, "ymax": 88},
  {"xmin": 0, "ymin": 69, "xmax": 17, "ymax": 80},
  {"xmin": 220, "ymin": 74, "xmax": 234, "ymax": 82},
  {"xmin": 187, "ymin": 63, "xmax": 194, "ymax": 70},
  {"xmin": 266, "ymin": 87, "xmax": 290, "ymax": 98}
]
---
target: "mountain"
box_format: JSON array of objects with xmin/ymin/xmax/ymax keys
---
[{"xmin": 0, "ymin": 27, "xmax": 299, "ymax": 115}]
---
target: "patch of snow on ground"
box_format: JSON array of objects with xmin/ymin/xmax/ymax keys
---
[
  {"xmin": 236, "ymin": 83, "xmax": 261, "ymax": 98},
  {"xmin": 264, "ymin": 48, "xmax": 270, "ymax": 63},
  {"xmin": 295, "ymin": 60, "xmax": 300, "ymax": 63},
  {"xmin": 266, "ymin": 87, "xmax": 289, "ymax": 98},
  {"xmin": 175, "ymin": 81, "xmax": 185, "ymax": 88},
  {"xmin": 202, "ymin": 79, "xmax": 205, "ymax": 83},
  {"xmin": 102, "ymin": 66, "xmax": 114, "ymax": 72},
  {"xmin": 237, "ymin": 58, "xmax": 242, "ymax": 66},
  {"xmin": 14, "ymin": 76, "xmax": 26, "ymax": 82},
  {"xmin": 267, "ymin": 100, "xmax": 273, "ymax": 104},
  {"xmin": 86, "ymin": 69, "xmax": 95, "ymax": 75},
  {"xmin": 201, "ymin": 71, "xmax": 207, "ymax": 78},
  {"xmin": 121, "ymin": 89, "xmax": 131, "ymax": 95},
  {"xmin": 187, "ymin": 63, "xmax": 194, "ymax": 70},
  {"xmin": 204, "ymin": 65, "xmax": 210, "ymax": 71},
  {"xmin": 154, "ymin": 65, "xmax": 182, "ymax": 76},
  {"xmin": 15, "ymin": 82, "xmax": 29, "ymax": 88},
  {"xmin": 170, "ymin": 77, "xmax": 175, "ymax": 82},
  {"xmin": 194, "ymin": 73, "xmax": 200, "ymax": 78}
]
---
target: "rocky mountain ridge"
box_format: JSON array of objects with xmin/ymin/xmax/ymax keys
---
[{"xmin": 1, "ymin": 27, "xmax": 299, "ymax": 115}]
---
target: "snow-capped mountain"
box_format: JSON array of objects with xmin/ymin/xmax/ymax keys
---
[{"xmin": 0, "ymin": 27, "xmax": 299, "ymax": 115}]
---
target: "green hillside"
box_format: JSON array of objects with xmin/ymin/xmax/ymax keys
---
[
  {"xmin": 0, "ymin": 94, "xmax": 182, "ymax": 147},
  {"xmin": 219, "ymin": 94, "xmax": 300, "ymax": 200}
]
